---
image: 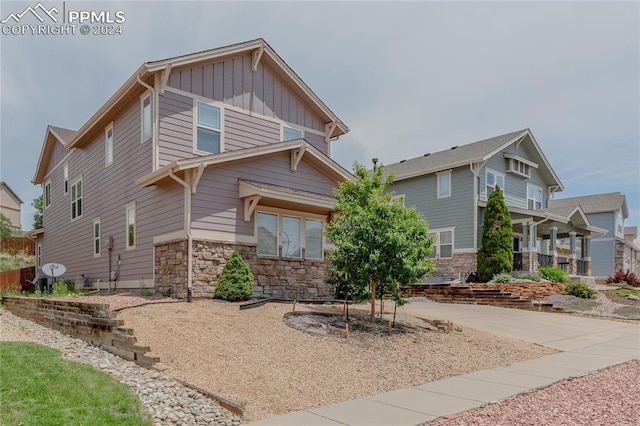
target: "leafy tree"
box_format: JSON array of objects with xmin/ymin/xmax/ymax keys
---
[
  {"xmin": 477, "ymin": 185, "xmax": 514, "ymax": 282},
  {"xmin": 0, "ymin": 213, "xmax": 13, "ymax": 237},
  {"xmin": 213, "ymin": 250, "xmax": 254, "ymax": 301},
  {"xmin": 32, "ymin": 195, "xmax": 43, "ymax": 230},
  {"xmin": 326, "ymin": 162, "xmax": 435, "ymax": 321}
]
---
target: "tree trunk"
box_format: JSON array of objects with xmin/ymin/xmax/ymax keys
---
[{"xmin": 370, "ymin": 278, "xmax": 376, "ymax": 322}]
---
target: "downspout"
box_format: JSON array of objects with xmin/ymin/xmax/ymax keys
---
[
  {"xmin": 169, "ymin": 170, "xmax": 193, "ymax": 299},
  {"xmin": 470, "ymin": 162, "xmax": 479, "ymax": 251},
  {"xmin": 136, "ymin": 74, "xmax": 157, "ymax": 170}
]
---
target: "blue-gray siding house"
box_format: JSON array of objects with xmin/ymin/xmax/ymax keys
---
[
  {"xmin": 548, "ymin": 193, "xmax": 639, "ymax": 280},
  {"xmin": 384, "ymin": 129, "xmax": 605, "ymax": 280},
  {"xmin": 31, "ymin": 39, "xmax": 352, "ymax": 299}
]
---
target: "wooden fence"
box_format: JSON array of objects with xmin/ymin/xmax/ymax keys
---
[
  {"xmin": 0, "ymin": 266, "xmax": 36, "ymax": 293},
  {"xmin": 0, "ymin": 237, "xmax": 36, "ymax": 255}
]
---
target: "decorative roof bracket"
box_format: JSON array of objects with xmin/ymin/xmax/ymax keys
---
[
  {"xmin": 252, "ymin": 44, "xmax": 265, "ymax": 72},
  {"xmin": 158, "ymin": 64, "xmax": 173, "ymax": 96},
  {"xmin": 244, "ymin": 195, "xmax": 261, "ymax": 222},
  {"xmin": 325, "ymin": 121, "xmax": 337, "ymax": 143},
  {"xmin": 291, "ymin": 145, "xmax": 306, "ymax": 171}
]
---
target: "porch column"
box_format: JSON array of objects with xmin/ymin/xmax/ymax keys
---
[
  {"xmin": 550, "ymin": 227, "xmax": 558, "ymax": 267},
  {"xmin": 568, "ymin": 231, "xmax": 577, "ymax": 275},
  {"xmin": 582, "ymin": 236, "xmax": 592, "ymax": 276},
  {"xmin": 522, "ymin": 223, "xmax": 529, "ymax": 252}
]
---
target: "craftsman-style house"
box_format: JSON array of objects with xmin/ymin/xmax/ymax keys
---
[
  {"xmin": 32, "ymin": 39, "xmax": 351, "ymax": 298},
  {"xmin": 384, "ymin": 129, "xmax": 606, "ymax": 280}
]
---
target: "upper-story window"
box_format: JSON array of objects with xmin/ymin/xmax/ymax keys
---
[
  {"xmin": 141, "ymin": 95, "xmax": 152, "ymax": 142},
  {"xmin": 486, "ymin": 169, "xmax": 505, "ymax": 195},
  {"xmin": 282, "ymin": 126, "xmax": 303, "ymax": 142},
  {"xmin": 505, "ymin": 154, "xmax": 536, "ymax": 178},
  {"xmin": 126, "ymin": 203, "xmax": 136, "ymax": 250},
  {"xmin": 63, "ymin": 164, "xmax": 69, "ymax": 195},
  {"xmin": 105, "ymin": 124, "xmax": 114, "ymax": 166},
  {"xmin": 437, "ymin": 170, "xmax": 451, "ymax": 198},
  {"xmin": 44, "ymin": 180, "xmax": 51, "ymax": 209},
  {"xmin": 616, "ymin": 210, "xmax": 624, "ymax": 236},
  {"xmin": 527, "ymin": 185, "xmax": 542, "ymax": 210},
  {"xmin": 196, "ymin": 101, "xmax": 221, "ymax": 154},
  {"xmin": 71, "ymin": 178, "xmax": 82, "ymax": 220},
  {"xmin": 93, "ymin": 218, "xmax": 101, "ymax": 257}
]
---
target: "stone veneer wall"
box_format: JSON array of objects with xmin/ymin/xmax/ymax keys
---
[
  {"xmin": 155, "ymin": 240, "xmax": 188, "ymax": 298},
  {"xmin": 191, "ymin": 240, "xmax": 333, "ymax": 299},
  {"xmin": 614, "ymin": 240, "xmax": 625, "ymax": 274},
  {"xmin": 2, "ymin": 297, "xmax": 158, "ymax": 367},
  {"xmin": 432, "ymin": 253, "xmax": 477, "ymax": 281}
]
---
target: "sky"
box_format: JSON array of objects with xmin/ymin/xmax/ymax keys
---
[{"xmin": 1, "ymin": 1, "xmax": 638, "ymax": 243}]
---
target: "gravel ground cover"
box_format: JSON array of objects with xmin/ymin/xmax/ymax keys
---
[{"xmin": 427, "ymin": 359, "xmax": 640, "ymax": 426}]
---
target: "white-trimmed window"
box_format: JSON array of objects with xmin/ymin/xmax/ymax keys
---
[
  {"xmin": 486, "ymin": 169, "xmax": 505, "ymax": 196},
  {"xmin": 126, "ymin": 203, "xmax": 136, "ymax": 250},
  {"xmin": 305, "ymin": 219, "xmax": 323, "ymax": 260},
  {"xmin": 105, "ymin": 124, "xmax": 114, "ymax": 166},
  {"xmin": 616, "ymin": 210, "xmax": 624, "ymax": 236},
  {"xmin": 527, "ymin": 185, "xmax": 543, "ymax": 210},
  {"xmin": 437, "ymin": 170, "xmax": 452, "ymax": 198},
  {"xmin": 37, "ymin": 243, "xmax": 42, "ymax": 269},
  {"xmin": 257, "ymin": 212, "xmax": 278, "ymax": 256},
  {"xmin": 427, "ymin": 228, "xmax": 454, "ymax": 259},
  {"xmin": 282, "ymin": 216, "xmax": 302, "ymax": 258},
  {"xmin": 257, "ymin": 211, "xmax": 325, "ymax": 260},
  {"xmin": 195, "ymin": 101, "xmax": 221, "ymax": 154},
  {"xmin": 71, "ymin": 178, "xmax": 82, "ymax": 219},
  {"xmin": 282, "ymin": 126, "xmax": 303, "ymax": 142},
  {"xmin": 141, "ymin": 94, "xmax": 152, "ymax": 142},
  {"xmin": 63, "ymin": 164, "xmax": 69, "ymax": 195},
  {"xmin": 93, "ymin": 218, "xmax": 101, "ymax": 257},
  {"xmin": 44, "ymin": 180, "xmax": 51, "ymax": 209}
]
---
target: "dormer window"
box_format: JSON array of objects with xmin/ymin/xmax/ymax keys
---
[{"xmin": 504, "ymin": 154, "xmax": 537, "ymax": 178}]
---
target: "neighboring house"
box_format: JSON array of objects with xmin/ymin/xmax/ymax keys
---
[
  {"xmin": 548, "ymin": 193, "xmax": 639, "ymax": 279},
  {"xmin": 0, "ymin": 181, "xmax": 23, "ymax": 230},
  {"xmin": 384, "ymin": 129, "xmax": 605, "ymax": 280},
  {"xmin": 31, "ymin": 39, "xmax": 351, "ymax": 299}
]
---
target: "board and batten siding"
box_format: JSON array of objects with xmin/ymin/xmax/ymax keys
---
[
  {"xmin": 45, "ymin": 140, "xmax": 69, "ymax": 176},
  {"xmin": 39, "ymin": 97, "xmax": 184, "ymax": 287},
  {"xmin": 158, "ymin": 91, "xmax": 328, "ymax": 167},
  {"xmin": 390, "ymin": 166, "xmax": 476, "ymax": 250},
  {"xmin": 167, "ymin": 53, "xmax": 325, "ymax": 132},
  {"xmin": 191, "ymin": 152, "xmax": 336, "ymax": 237}
]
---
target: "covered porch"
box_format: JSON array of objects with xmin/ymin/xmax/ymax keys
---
[{"xmin": 510, "ymin": 205, "xmax": 605, "ymax": 277}]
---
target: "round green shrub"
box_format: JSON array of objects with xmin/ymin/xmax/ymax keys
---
[
  {"xmin": 538, "ymin": 267, "xmax": 568, "ymax": 283},
  {"xmin": 562, "ymin": 282, "xmax": 597, "ymax": 299},
  {"xmin": 492, "ymin": 273, "xmax": 512, "ymax": 283},
  {"xmin": 213, "ymin": 251, "xmax": 254, "ymax": 302}
]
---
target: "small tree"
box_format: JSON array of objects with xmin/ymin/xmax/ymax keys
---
[
  {"xmin": 326, "ymin": 162, "xmax": 435, "ymax": 321},
  {"xmin": 477, "ymin": 185, "xmax": 514, "ymax": 282},
  {"xmin": 213, "ymin": 250, "xmax": 254, "ymax": 301},
  {"xmin": 32, "ymin": 195, "xmax": 43, "ymax": 230}
]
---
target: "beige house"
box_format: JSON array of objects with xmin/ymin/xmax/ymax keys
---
[{"xmin": 0, "ymin": 182, "xmax": 23, "ymax": 230}]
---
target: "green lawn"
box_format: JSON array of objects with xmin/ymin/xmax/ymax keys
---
[{"xmin": 0, "ymin": 342, "xmax": 151, "ymax": 426}]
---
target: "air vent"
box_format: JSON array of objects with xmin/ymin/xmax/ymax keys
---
[
  {"xmin": 451, "ymin": 146, "xmax": 458, "ymax": 150},
  {"xmin": 399, "ymin": 159, "xmax": 406, "ymax": 163},
  {"xmin": 424, "ymin": 153, "xmax": 431, "ymax": 157}
]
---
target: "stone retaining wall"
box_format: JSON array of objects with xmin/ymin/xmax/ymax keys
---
[
  {"xmin": 2, "ymin": 297, "xmax": 158, "ymax": 368},
  {"xmin": 432, "ymin": 253, "xmax": 477, "ymax": 281}
]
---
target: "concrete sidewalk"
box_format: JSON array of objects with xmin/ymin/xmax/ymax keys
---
[{"xmin": 250, "ymin": 302, "xmax": 639, "ymax": 426}]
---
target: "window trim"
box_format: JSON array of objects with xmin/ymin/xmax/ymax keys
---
[
  {"xmin": 486, "ymin": 168, "xmax": 506, "ymax": 195},
  {"xmin": 93, "ymin": 218, "xmax": 101, "ymax": 257},
  {"xmin": 44, "ymin": 180, "xmax": 51, "ymax": 209},
  {"xmin": 305, "ymin": 218, "xmax": 324, "ymax": 261},
  {"xmin": 125, "ymin": 202, "xmax": 136, "ymax": 251},
  {"xmin": 282, "ymin": 125, "xmax": 304, "ymax": 142},
  {"xmin": 70, "ymin": 177, "xmax": 83, "ymax": 221},
  {"xmin": 281, "ymin": 215, "xmax": 302, "ymax": 259},
  {"xmin": 427, "ymin": 227, "xmax": 455, "ymax": 259},
  {"xmin": 257, "ymin": 212, "xmax": 278, "ymax": 257},
  {"xmin": 141, "ymin": 93, "xmax": 152, "ymax": 143},
  {"xmin": 256, "ymin": 208, "xmax": 326, "ymax": 260},
  {"xmin": 105, "ymin": 123, "xmax": 114, "ymax": 167},
  {"xmin": 63, "ymin": 164, "xmax": 69, "ymax": 195},
  {"xmin": 436, "ymin": 170, "xmax": 452, "ymax": 199},
  {"xmin": 37, "ymin": 243, "xmax": 42, "ymax": 269},
  {"xmin": 193, "ymin": 100, "xmax": 223, "ymax": 155},
  {"xmin": 526, "ymin": 184, "xmax": 543, "ymax": 211}
]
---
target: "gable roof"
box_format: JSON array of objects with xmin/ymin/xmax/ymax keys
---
[
  {"xmin": 136, "ymin": 139, "xmax": 353, "ymax": 188},
  {"xmin": 32, "ymin": 125, "xmax": 74, "ymax": 184},
  {"xmin": 63, "ymin": 38, "xmax": 348, "ymax": 153},
  {"xmin": 548, "ymin": 192, "xmax": 628, "ymax": 217},
  {"xmin": 0, "ymin": 182, "xmax": 23, "ymax": 204},
  {"xmin": 383, "ymin": 128, "xmax": 564, "ymax": 190}
]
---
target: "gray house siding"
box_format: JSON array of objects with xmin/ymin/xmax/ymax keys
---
[
  {"xmin": 591, "ymin": 240, "xmax": 614, "ymax": 278},
  {"xmin": 39, "ymin": 97, "xmax": 184, "ymax": 287},
  {"xmin": 167, "ymin": 54, "xmax": 325, "ymax": 132},
  {"xmin": 191, "ymin": 152, "xmax": 336, "ymax": 236},
  {"xmin": 390, "ymin": 166, "xmax": 475, "ymax": 250}
]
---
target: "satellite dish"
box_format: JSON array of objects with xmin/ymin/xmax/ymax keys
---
[{"xmin": 42, "ymin": 262, "xmax": 66, "ymax": 278}]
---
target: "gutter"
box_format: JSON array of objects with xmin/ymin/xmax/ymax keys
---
[{"xmin": 168, "ymin": 170, "xmax": 193, "ymax": 297}]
